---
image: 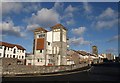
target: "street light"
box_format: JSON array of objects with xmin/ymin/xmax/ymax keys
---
[{"xmin": 89, "ymin": 42, "xmax": 92, "ymax": 66}]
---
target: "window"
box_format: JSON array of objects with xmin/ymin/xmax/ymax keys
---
[
  {"xmin": 13, "ymin": 49, "xmax": 16, "ymax": 54},
  {"xmin": 0, "ymin": 53, "xmax": 1, "ymax": 56},
  {"xmin": 40, "ymin": 50, "xmax": 42, "ymax": 53},
  {"xmin": 40, "ymin": 58, "xmax": 42, "ymax": 62},
  {"xmin": 38, "ymin": 34, "xmax": 45, "ymax": 38},
  {"xmin": 7, "ymin": 54, "xmax": 9, "ymax": 57},
  {"xmin": 48, "ymin": 59, "xmax": 51, "ymax": 63},
  {"xmin": 48, "ymin": 42, "xmax": 50, "ymax": 45},
  {"xmin": 19, "ymin": 56, "xmax": 21, "ymax": 59},
  {"xmin": 13, "ymin": 55, "xmax": 15, "ymax": 58},
  {"xmin": 38, "ymin": 59, "xmax": 39, "ymax": 62},
  {"xmin": 16, "ymin": 55, "xmax": 18, "ymax": 58},
  {"xmin": 10, "ymin": 55, "xmax": 12, "ymax": 58},
  {"xmin": 4, "ymin": 46, "xmax": 6, "ymax": 50},
  {"xmin": 0, "ymin": 46, "xmax": 2, "ymax": 49},
  {"xmin": 22, "ymin": 56, "xmax": 24, "ymax": 59}
]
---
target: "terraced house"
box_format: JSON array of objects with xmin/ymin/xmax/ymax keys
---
[
  {"xmin": 26, "ymin": 24, "xmax": 67, "ymax": 66},
  {"xmin": 0, "ymin": 41, "xmax": 26, "ymax": 64}
]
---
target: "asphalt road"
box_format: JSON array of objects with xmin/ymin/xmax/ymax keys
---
[{"xmin": 2, "ymin": 62, "xmax": 120, "ymax": 82}]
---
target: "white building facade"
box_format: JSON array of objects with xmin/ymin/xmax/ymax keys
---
[
  {"xmin": 0, "ymin": 42, "xmax": 26, "ymax": 64},
  {"xmin": 29, "ymin": 24, "xmax": 67, "ymax": 66}
]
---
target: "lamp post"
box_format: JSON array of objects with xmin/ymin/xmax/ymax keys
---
[{"xmin": 89, "ymin": 43, "xmax": 92, "ymax": 65}]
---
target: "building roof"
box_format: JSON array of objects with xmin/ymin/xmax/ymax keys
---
[
  {"xmin": 76, "ymin": 50, "xmax": 88, "ymax": 56},
  {"xmin": 67, "ymin": 50, "xmax": 80, "ymax": 64},
  {"xmin": 51, "ymin": 24, "xmax": 67, "ymax": 30},
  {"xmin": 0, "ymin": 41, "xmax": 25, "ymax": 50},
  {"xmin": 33, "ymin": 27, "xmax": 48, "ymax": 32}
]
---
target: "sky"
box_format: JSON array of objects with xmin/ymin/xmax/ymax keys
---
[{"xmin": 1, "ymin": 2, "xmax": 119, "ymax": 56}]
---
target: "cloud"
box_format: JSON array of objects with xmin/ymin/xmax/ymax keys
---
[
  {"xmin": 61, "ymin": 5, "xmax": 79, "ymax": 26},
  {"xmin": 93, "ymin": 19, "xmax": 118, "ymax": 29},
  {"xmin": 66, "ymin": 19, "xmax": 75, "ymax": 25},
  {"xmin": 92, "ymin": 7, "xmax": 118, "ymax": 30},
  {"xmin": 2, "ymin": 2, "xmax": 41, "ymax": 14},
  {"xmin": 2, "ymin": 2, "xmax": 23, "ymax": 14},
  {"xmin": 53, "ymin": 2, "xmax": 64, "ymax": 14},
  {"xmin": 83, "ymin": 2, "xmax": 92, "ymax": 13},
  {"xmin": 107, "ymin": 35, "xmax": 120, "ymax": 42},
  {"xmin": 69, "ymin": 37, "xmax": 90, "ymax": 46},
  {"xmin": 72, "ymin": 27, "xmax": 86, "ymax": 36},
  {"xmin": 98, "ymin": 8, "xmax": 118, "ymax": 20},
  {"xmin": 22, "ymin": 2, "xmax": 41, "ymax": 13},
  {"xmin": 25, "ymin": 8, "xmax": 60, "ymax": 27},
  {"xmin": 65, "ymin": 5, "xmax": 78, "ymax": 13},
  {"xmin": 24, "ymin": 3, "xmax": 79, "ymax": 27},
  {"xmin": 0, "ymin": 20, "xmax": 26, "ymax": 38},
  {"xmin": 26, "ymin": 24, "xmax": 40, "ymax": 31}
]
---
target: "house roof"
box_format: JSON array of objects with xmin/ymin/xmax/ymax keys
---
[
  {"xmin": 67, "ymin": 50, "xmax": 80, "ymax": 64},
  {"xmin": 0, "ymin": 41, "xmax": 25, "ymax": 50},
  {"xmin": 74, "ymin": 50, "xmax": 87, "ymax": 56},
  {"xmin": 33, "ymin": 27, "xmax": 48, "ymax": 32},
  {"xmin": 51, "ymin": 24, "xmax": 67, "ymax": 30}
]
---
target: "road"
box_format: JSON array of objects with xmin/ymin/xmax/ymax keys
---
[{"xmin": 2, "ymin": 62, "xmax": 120, "ymax": 82}]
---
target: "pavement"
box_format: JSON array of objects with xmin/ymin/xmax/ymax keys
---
[{"xmin": 1, "ymin": 62, "xmax": 120, "ymax": 82}]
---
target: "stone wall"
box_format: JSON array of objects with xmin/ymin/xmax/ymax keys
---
[
  {"xmin": 1, "ymin": 58, "xmax": 90, "ymax": 76},
  {"xmin": 1, "ymin": 58, "xmax": 18, "ymax": 67}
]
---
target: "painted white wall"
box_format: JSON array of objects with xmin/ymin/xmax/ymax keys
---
[
  {"xmin": 53, "ymin": 32, "xmax": 60, "ymax": 41},
  {"xmin": 34, "ymin": 56, "xmax": 45, "ymax": 66},
  {"xmin": 26, "ymin": 54, "xmax": 48, "ymax": 66},
  {"xmin": 46, "ymin": 46, "xmax": 52, "ymax": 54},
  {"xmin": 0, "ymin": 46, "xmax": 25, "ymax": 59},
  {"xmin": 58, "ymin": 55, "xmax": 61, "ymax": 65},
  {"xmin": 62, "ymin": 29, "xmax": 66, "ymax": 42},
  {"xmin": 67, "ymin": 60, "xmax": 75, "ymax": 65},
  {"xmin": 26, "ymin": 55, "xmax": 34, "ymax": 65},
  {"xmin": 35, "ymin": 50, "xmax": 44, "ymax": 56},
  {"xmin": 47, "ymin": 31, "xmax": 52, "ymax": 42},
  {"xmin": 46, "ymin": 31, "xmax": 53, "ymax": 54},
  {"xmin": 0, "ymin": 46, "xmax": 4, "ymax": 58}
]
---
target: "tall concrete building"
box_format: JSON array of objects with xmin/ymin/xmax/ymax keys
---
[
  {"xmin": 33, "ymin": 24, "xmax": 67, "ymax": 66},
  {"xmin": 92, "ymin": 45, "xmax": 98, "ymax": 56}
]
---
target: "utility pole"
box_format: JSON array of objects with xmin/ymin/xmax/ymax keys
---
[{"xmin": 89, "ymin": 43, "xmax": 92, "ymax": 65}]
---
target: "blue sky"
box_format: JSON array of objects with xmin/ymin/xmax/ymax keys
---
[{"xmin": 1, "ymin": 2, "xmax": 119, "ymax": 56}]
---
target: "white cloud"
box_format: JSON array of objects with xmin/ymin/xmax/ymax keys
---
[
  {"xmin": 72, "ymin": 27, "xmax": 86, "ymax": 35},
  {"xmin": 69, "ymin": 37, "xmax": 90, "ymax": 45},
  {"xmin": 107, "ymin": 35, "xmax": 120, "ymax": 42},
  {"xmin": 2, "ymin": 2, "xmax": 23, "ymax": 14},
  {"xmin": 94, "ymin": 19, "xmax": 118, "ymax": 29},
  {"xmin": 22, "ymin": 3, "xmax": 41, "ymax": 13},
  {"xmin": 2, "ymin": 2, "xmax": 41, "ymax": 14},
  {"xmin": 26, "ymin": 8, "xmax": 60, "ymax": 27},
  {"xmin": 65, "ymin": 5, "xmax": 78, "ymax": 13},
  {"xmin": 83, "ymin": 2, "xmax": 92, "ymax": 13},
  {"xmin": 26, "ymin": 24, "xmax": 40, "ymax": 31},
  {"xmin": 61, "ymin": 5, "xmax": 78, "ymax": 26},
  {"xmin": 98, "ymin": 8, "xmax": 117, "ymax": 20},
  {"xmin": 92, "ymin": 7, "xmax": 118, "ymax": 30},
  {"xmin": 0, "ymin": 20, "xmax": 25, "ymax": 37},
  {"xmin": 61, "ymin": 13, "xmax": 73, "ymax": 20},
  {"xmin": 53, "ymin": 2, "xmax": 64, "ymax": 14},
  {"xmin": 66, "ymin": 19, "xmax": 75, "ymax": 25}
]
